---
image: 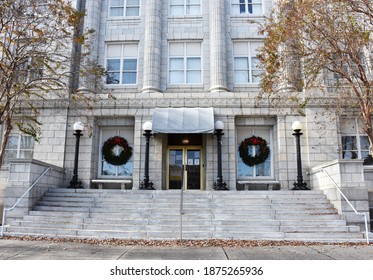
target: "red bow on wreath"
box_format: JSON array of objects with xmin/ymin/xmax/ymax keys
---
[{"xmin": 113, "ymin": 137, "xmax": 122, "ymax": 144}]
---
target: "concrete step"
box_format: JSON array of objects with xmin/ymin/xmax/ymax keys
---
[
  {"xmin": 3, "ymin": 189, "xmax": 366, "ymax": 243},
  {"xmin": 22, "ymin": 215, "xmax": 147, "ymax": 225},
  {"xmin": 212, "ymin": 208, "xmax": 337, "ymax": 214},
  {"xmin": 284, "ymin": 231, "xmax": 364, "ymax": 240},
  {"xmin": 275, "ymin": 213, "xmax": 341, "ymax": 220},
  {"xmin": 279, "ymin": 225, "xmax": 361, "ymax": 233},
  {"xmin": 6, "ymin": 227, "xmax": 148, "ymax": 239},
  {"xmin": 20, "ymin": 213, "xmax": 353, "ymax": 230},
  {"xmin": 211, "ymin": 231, "xmax": 286, "ymax": 240},
  {"xmin": 279, "ymin": 219, "xmax": 348, "ymax": 226},
  {"xmin": 28, "ymin": 210, "xmax": 90, "ymax": 218}
]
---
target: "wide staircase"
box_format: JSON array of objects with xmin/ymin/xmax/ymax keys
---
[{"xmin": 3, "ymin": 188, "xmax": 366, "ymax": 242}]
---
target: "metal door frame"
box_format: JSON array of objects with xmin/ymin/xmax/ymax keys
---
[{"xmin": 166, "ymin": 146, "xmax": 203, "ymax": 190}]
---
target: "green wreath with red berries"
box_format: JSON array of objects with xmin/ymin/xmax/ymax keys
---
[
  {"xmin": 102, "ymin": 136, "xmax": 133, "ymax": 166},
  {"xmin": 239, "ymin": 136, "xmax": 270, "ymax": 166}
]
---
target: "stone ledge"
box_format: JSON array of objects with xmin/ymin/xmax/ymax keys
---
[
  {"xmin": 237, "ymin": 180, "xmax": 281, "ymax": 191},
  {"xmin": 91, "ymin": 179, "xmax": 132, "ymax": 190},
  {"xmin": 8, "ymin": 159, "xmax": 64, "ymax": 173},
  {"xmin": 309, "ymin": 159, "xmax": 364, "ymax": 175}
]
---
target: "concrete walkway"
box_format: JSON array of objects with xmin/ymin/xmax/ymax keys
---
[{"xmin": 1, "ymin": 239, "xmax": 373, "ymax": 260}]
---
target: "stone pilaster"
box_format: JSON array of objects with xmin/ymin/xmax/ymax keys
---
[
  {"xmin": 133, "ymin": 116, "xmax": 144, "ymax": 190},
  {"xmin": 225, "ymin": 115, "xmax": 237, "ymax": 190},
  {"xmin": 276, "ymin": 115, "xmax": 289, "ymax": 189},
  {"xmin": 141, "ymin": 0, "xmax": 162, "ymax": 93},
  {"xmin": 84, "ymin": 0, "xmax": 101, "ymax": 57},
  {"xmin": 208, "ymin": 0, "xmax": 228, "ymax": 92}
]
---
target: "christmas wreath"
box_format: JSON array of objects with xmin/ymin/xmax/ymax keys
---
[
  {"xmin": 102, "ymin": 136, "xmax": 133, "ymax": 166},
  {"xmin": 239, "ymin": 136, "xmax": 270, "ymax": 166}
]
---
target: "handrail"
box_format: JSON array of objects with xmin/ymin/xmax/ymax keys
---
[
  {"xmin": 1, "ymin": 167, "xmax": 51, "ymax": 237},
  {"xmin": 180, "ymin": 186, "xmax": 185, "ymax": 241},
  {"xmin": 321, "ymin": 168, "xmax": 370, "ymax": 244}
]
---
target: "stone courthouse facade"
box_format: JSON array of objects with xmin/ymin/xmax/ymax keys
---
[{"xmin": 0, "ymin": 0, "xmax": 372, "ymax": 231}]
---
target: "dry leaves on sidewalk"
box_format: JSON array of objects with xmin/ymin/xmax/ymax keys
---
[{"xmin": 2, "ymin": 236, "xmax": 369, "ymax": 247}]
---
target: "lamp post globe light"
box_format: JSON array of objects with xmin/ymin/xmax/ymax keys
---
[
  {"xmin": 213, "ymin": 120, "xmax": 228, "ymax": 190},
  {"xmin": 68, "ymin": 121, "xmax": 84, "ymax": 188},
  {"xmin": 291, "ymin": 121, "xmax": 310, "ymax": 190},
  {"xmin": 140, "ymin": 121, "xmax": 155, "ymax": 190}
]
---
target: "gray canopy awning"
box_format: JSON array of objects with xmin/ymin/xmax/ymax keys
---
[{"xmin": 152, "ymin": 107, "xmax": 215, "ymax": 134}]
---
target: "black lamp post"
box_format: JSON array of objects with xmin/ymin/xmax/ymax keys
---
[
  {"xmin": 213, "ymin": 121, "xmax": 228, "ymax": 190},
  {"xmin": 68, "ymin": 121, "xmax": 84, "ymax": 188},
  {"xmin": 291, "ymin": 121, "xmax": 309, "ymax": 190},
  {"xmin": 140, "ymin": 121, "xmax": 154, "ymax": 190}
]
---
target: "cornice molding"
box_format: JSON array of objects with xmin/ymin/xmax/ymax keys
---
[{"xmin": 16, "ymin": 96, "xmax": 349, "ymax": 111}]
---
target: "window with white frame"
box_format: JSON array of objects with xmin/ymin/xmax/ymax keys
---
[
  {"xmin": 99, "ymin": 128, "xmax": 134, "ymax": 178},
  {"xmin": 3, "ymin": 134, "xmax": 34, "ymax": 165},
  {"xmin": 169, "ymin": 41, "xmax": 202, "ymax": 85},
  {"xmin": 169, "ymin": 0, "xmax": 201, "ymax": 16},
  {"xmin": 109, "ymin": 0, "xmax": 140, "ymax": 17},
  {"xmin": 231, "ymin": 0, "xmax": 263, "ymax": 15},
  {"xmin": 237, "ymin": 127, "xmax": 272, "ymax": 178},
  {"xmin": 341, "ymin": 136, "xmax": 369, "ymax": 159},
  {"xmin": 340, "ymin": 118, "xmax": 370, "ymax": 159},
  {"xmin": 233, "ymin": 41, "xmax": 263, "ymax": 84},
  {"xmin": 106, "ymin": 43, "xmax": 138, "ymax": 85},
  {"xmin": 16, "ymin": 57, "xmax": 44, "ymax": 84}
]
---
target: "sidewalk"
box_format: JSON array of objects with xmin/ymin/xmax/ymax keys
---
[{"xmin": 1, "ymin": 238, "xmax": 373, "ymax": 260}]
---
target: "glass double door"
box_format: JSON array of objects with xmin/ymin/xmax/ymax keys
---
[{"xmin": 167, "ymin": 146, "xmax": 203, "ymax": 190}]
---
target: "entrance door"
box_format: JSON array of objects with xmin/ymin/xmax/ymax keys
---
[{"xmin": 167, "ymin": 147, "xmax": 203, "ymax": 190}]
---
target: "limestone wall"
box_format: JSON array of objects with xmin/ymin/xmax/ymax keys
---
[
  {"xmin": 3, "ymin": 159, "xmax": 65, "ymax": 226},
  {"xmin": 310, "ymin": 160, "xmax": 370, "ymax": 231}
]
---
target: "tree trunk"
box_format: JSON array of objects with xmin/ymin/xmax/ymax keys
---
[{"xmin": 0, "ymin": 117, "xmax": 13, "ymax": 168}]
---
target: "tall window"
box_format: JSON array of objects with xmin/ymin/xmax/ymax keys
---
[
  {"xmin": 340, "ymin": 118, "xmax": 369, "ymax": 159},
  {"xmin": 3, "ymin": 134, "xmax": 34, "ymax": 165},
  {"xmin": 16, "ymin": 57, "xmax": 44, "ymax": 84},
  {"xmin": 341, "ymin": 136, "xmax": 369, "ymax": 159},
  {"xmin": 99, "ymin": 128, "xmax": 134, "ymax": 178},
  {"xmin": 169, "ymin": 41, "xmax": 202, "ymax": 85},
  {"xmin": 237, "ymin": 127, "xmax": 272, "ymax": 178},
  {"xmin": 233, "ymin": 41, "xmax": 263, "ymax": 84},
  {"xmin": 170, "ymin": 0, "xmax": 201, "ymax": 16},
  {"xmin": 231, "ymin": 0, "xmax": 263, "ymax": 15},
  {"xmin": 109, "ymin": 0, "xmax": 140, "ymax": 17},
  {"xmin": 106, "ymin": 43, "xmax": 138, "ymax": 85}
]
